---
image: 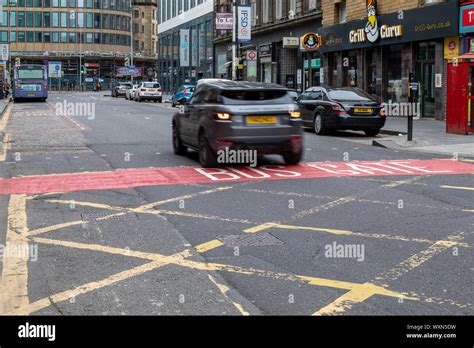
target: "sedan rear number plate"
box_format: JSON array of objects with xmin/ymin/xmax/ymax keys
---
[
  {"xmin": 247, "ymin": 116, "xmax": 277, "ymax": 125},
  {"xmin": 354, "ymin": 108, "xmax": 373, "ymax": 113}
]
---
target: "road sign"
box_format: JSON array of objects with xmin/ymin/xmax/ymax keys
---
[
  {"xmin": 48, "ymin": 61, "xmax": 62, "ymax": 78},
  {"xmin": 1, "ymin": 44, "xmax": 9, "ymax": 61}
]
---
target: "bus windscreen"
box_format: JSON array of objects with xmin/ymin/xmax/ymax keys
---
[{"xmin": 18, "ymin": 69, "xmax": 44, "ymax": 79}]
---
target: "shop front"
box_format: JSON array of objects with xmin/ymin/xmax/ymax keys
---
[{"xmin": 315, "ymin": 0, "xmax": 459, "ymax": 120}]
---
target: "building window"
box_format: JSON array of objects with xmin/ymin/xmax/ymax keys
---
[
  {"xmin": 60, "ymin": 32, "xmax": 67, "ymax": 42},
  {"xmin": 10, "ymin": 11, "xmax": 17, "ymax": 27},
  {"xmin": 26, "ymin": 11, "xmax": 34, "ymax": 27},
  {"xmin": 18, "ymin": 31, "xmax": 25, "ymax": 43},
  {"xmin": 44, "ymin": 32, "xmax": 50, "ymax": 43},
  {"xmin": 275, "ymin": 0, "xmax": 282, "ymax": 20},
  {"xmin": 35, "ymin": 12, "xmax": 42, "ymax": 27},
  {"xmin": 26, "ymin": 31, "xmax": 34, "ymax": 42},
  {"xmin": 289, "ymin": 0, "xmax": 296, "ymax": 17},
  {"xmin": 68, "ymin": 32, "xmax": 75, "ymax": 43},
  {"xmin": 309, "ymin": 0, "xmax": 318, "ymax": 10},
  {"xmin": 44, "ymin": 12, "xmax": 51, "ymax": 27},
  {"xmin": 262, "ymin": 0, "xmax": 269, "ymax": 23},
  {"xmin": 60, "ymin": 12, "xmax": 67, "ymax": 27},
  {"xmin": 335, "ymin": 1, "xmax": 346, "ymax": 24}
]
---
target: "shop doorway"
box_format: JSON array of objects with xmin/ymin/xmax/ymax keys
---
[{"xmin": 416, "ymin": 42, "xmax": 436, "ymax": 118}]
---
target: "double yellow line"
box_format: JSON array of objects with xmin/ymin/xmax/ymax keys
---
[{"xmin": 0, "ymin": 103, "xmax": 12, "ymax": 162}]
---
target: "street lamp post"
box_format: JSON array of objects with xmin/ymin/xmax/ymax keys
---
[
  {"xmin": 232, "ymin": 1, "xmax": 237, "ymax": 81},
  {"xmin": 130, "ymin": 0, "xmax": 134, "ymax": 83}
]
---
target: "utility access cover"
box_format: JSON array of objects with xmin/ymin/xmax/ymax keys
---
[{"xmin": 218, "ymin": 232, "xmax": 284, "ymax": 247}]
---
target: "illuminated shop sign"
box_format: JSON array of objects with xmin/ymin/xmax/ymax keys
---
[
  {"xmin": 349, "ymin": 0, "xmax": 402, "ymax": 44},
  {"xmin": 317, "ymin": 0, "xmax": 457, "ymax": 53}
]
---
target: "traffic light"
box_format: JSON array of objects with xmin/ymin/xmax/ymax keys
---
[{"xmin": 80, "ymin": 66, "xmax": 84, "ymax": 75}]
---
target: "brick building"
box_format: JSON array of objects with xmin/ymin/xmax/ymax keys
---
[
  {"xmin": 315, "ymin": 0, "xmax": 459, "ymax": 119},
  {"xmin": 213, "ymin": 0, "xmax": 323, "ymax": 90}
]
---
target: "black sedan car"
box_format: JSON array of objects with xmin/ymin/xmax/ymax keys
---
[
  {"xmin": 296, "ymin": 87, "xmax": 385, "ymax": 136},
  {"xmin": 172, "ymin": 80, "xmax": 304, "ymax": 168}
]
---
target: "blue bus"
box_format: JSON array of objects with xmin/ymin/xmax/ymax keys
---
[{"xmin": 13, "ymin": 64, "xmax": 48, "ymax": 102}]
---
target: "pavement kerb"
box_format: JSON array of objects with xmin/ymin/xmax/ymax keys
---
[{"xmin": 372, "ymin": 139, "xmax": 474, "ymax": 159}]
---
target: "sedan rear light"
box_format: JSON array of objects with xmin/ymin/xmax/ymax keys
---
[
  {"xmin": 157, "ymin": 88, "xmax": 162, "ymax": 92},
  {"xmin": 332, "ymin": 104, "xmax": 347, "ymax": 115},
  {"xmin": 140, "ymin": 88, "xmax": 147, "ymax": 92},
  {"xmin": 215, "ymin": 113, "xmax": 231, "ymax": 121}
]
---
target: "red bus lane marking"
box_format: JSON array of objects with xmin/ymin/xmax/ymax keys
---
[{"xmin": 0, "ymin": 160, "xmax": 472, "ymax": 196}]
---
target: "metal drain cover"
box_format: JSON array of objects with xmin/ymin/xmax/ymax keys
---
[
  {"xmin": 81, "ymin": 211, "xmax": 138, "ymax": 222},
  {"xmin": 218, "ymin": 232, "xmax": 284, "ymax": 247}
]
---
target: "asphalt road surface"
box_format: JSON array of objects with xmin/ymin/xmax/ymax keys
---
[{"xmin": 0, "ymin": 92, "xmax": 472, "ymax": 315}]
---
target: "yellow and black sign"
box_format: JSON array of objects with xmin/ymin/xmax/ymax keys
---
[{"xmin": 301, "ymin": 32, "xmax": 322, "ymax": 51}]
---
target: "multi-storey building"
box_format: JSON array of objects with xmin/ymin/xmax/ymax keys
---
[
  {"xmin": 132, "ymin": 0, "xmax": 158, "ymax": 63},
  {"xmin": 1, "ymin": 0, "xmax": 157, "ymax": 90},
  {"xmin": 213, "ymin": 0, "xmax": 323, "ymax": 90},
  {"xmin": 315, "ymin": 0, "xmax": 458, "ymax": 119},
  {"xmin": 157, "ymin": 0, "xmax": 214, "ymax": 93}
]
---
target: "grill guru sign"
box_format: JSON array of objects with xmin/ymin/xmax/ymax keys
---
[{"xmin": 349, "ymin": 0, "xmax": 402, "ymax": 44}]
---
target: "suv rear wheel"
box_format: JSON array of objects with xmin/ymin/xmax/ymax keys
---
[
  {"xmin": 198, "ymin": 133, "xmax": 217, "ymax": 168},
  {"xmin": 283, "ymin": 150, "xmax": 302, "ymax": 165},
  {"xmin": 172, "ymin": 123, "xmax": 187, "ymax": 155}
]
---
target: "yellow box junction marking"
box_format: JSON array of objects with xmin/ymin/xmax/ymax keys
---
[{"xmin": 0, "ymin": 195, "xmax": 30, "ymax": 315}]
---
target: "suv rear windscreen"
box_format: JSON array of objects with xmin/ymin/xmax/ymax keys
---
[
  {"xmin": 221, "ymin": 90, "xmax": 292, "ymax": 104},
  {"xmin": 144, "ymin": 83, "xmax": 160, "ymax": 88}
]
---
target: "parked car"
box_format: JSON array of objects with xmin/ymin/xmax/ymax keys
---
[
  {"xmin": 112, "ymin": 82, "xmax": 132, "ymax": 98},
  {"xmin": 172, "ymin": 85, "xmax": 195, "ymax": 107},
  {"xmin": 134, "ymin": 81, "xmax": 162, "ymax": 103},
  {"xmin": 126, "ymin": 84, "xmax": 139, "ymax": 100},
  {"xmin": 172, "ymin": 80, "xmax": 304, "ymax": 168},
  {"xmin": 296, "ymin": 86, "xmax": 385, "ymax": 136}
]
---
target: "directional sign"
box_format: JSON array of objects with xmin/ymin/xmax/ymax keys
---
[
  {"xmin": 1, "ymin": 44, "xmax": 9, "ymax": 61},
  {"xmin": 48, "ymin": 61, "xmax": 62, "ymax": 78}
]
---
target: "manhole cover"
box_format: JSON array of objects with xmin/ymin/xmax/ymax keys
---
[
  {"xmin": 218, "ymin": 232, "xmax": 284, "ymax": 247},
  {"xmin": 81, "ymin": 211, "xmax": 138, "ymax": 222}
]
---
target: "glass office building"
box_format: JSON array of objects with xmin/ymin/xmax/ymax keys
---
[
  {"xmin": 1, "ymin": 0, "xmax": 156, "ymax": 89},
  {"xmin": 157, "ymin": 0, "xmax": 214, "ymax": 93}
]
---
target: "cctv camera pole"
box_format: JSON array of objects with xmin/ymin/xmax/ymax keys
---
[{"xmin": 232, "ymin": 1, "xmax": 237, "ymax": 81}]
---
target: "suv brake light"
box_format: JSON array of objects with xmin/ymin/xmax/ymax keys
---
[{"xmin": 215, "ymin": 113, "xmax": 231, "ymax": 121}]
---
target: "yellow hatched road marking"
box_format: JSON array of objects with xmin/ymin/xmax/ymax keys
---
[
  {"xmin": 0, "ymin": 195, "xmax": 30, "ymax": 315},
  {"xmin": 27, "ymin": 236, "xmax": 415, "ymax": 314},
  {"xmin": 195, "ymin": 239, "xmax": 224, "ymax": 253},
  {"xmin": 315, "ymin": 232, "xmax": 466, "ymax": 316}
]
